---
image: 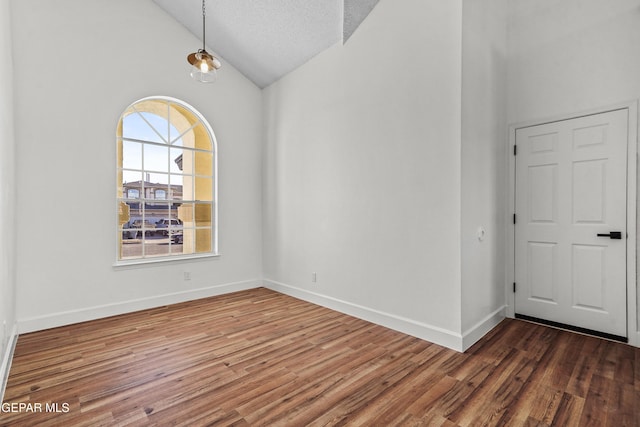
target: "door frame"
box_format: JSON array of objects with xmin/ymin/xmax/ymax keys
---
[{"xmin": 506, "ymin": 101, "xmax": 639, "ymax": 347}]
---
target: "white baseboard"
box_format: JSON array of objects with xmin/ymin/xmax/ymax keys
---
[
  {"xmin": 461, "ymin": 305, "xmax": 507, "ymax": 351},
  {"xmin": 0, "ymin": 323, "xmax": 18, "ymax": 403},
  {"xmin": 18, "ymin": 279, "xmax": 261, "ymax": 334},
  {"xmin": 263, "ymin": 279, "xmax": 466, "ymax": 352}
]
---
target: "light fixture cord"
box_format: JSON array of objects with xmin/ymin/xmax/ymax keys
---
[{"xmin": 202, "ymin": 0, "xmax": 206, "ymax": 52}]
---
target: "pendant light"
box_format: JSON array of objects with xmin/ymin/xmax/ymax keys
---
[{"xmin": 187, "ymin": 0, "xmax": 221, "ymax": 83}]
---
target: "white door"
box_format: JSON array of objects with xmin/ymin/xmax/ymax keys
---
[{"xmin": 515, "ymin": 108, "xmax": 629, "ymax": 339}]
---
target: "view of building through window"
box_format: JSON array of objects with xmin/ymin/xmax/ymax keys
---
[{"xmin": 116, "ymin": 97, "xmax": 216, "ymax": 261}]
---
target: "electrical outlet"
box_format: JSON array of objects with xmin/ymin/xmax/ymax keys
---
[
  {"xmin": 311, "ymin": 272, "xmax": 317, "ymax": 283},
  {"xmin": 184, "ymin": 271, "xmax": 191, "ymax": 281}
]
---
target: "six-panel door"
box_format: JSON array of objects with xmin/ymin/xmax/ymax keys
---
[{"xmin": 515, "ymin": 109, "xmax": 629, "ymax": 338}]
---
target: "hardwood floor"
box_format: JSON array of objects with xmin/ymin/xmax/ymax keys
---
[{"xmin": 2, "ymin": 288, "xmax": 638, "ymax": 426}]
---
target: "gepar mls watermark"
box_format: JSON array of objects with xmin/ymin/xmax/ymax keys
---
[{"xmin": 1, "ymin": 402, "xmax": 70, "ymax": 414}]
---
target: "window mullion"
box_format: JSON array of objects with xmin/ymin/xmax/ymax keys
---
[
  {"xmin": 170, "ymin": 121, "xmax": 198, "ymax": 146},
  {"xmin": 133, "ymin": 108, "xmax": 168, "ymax": 145},
  {"xmin": 123, "ymin": 137, "xmax": 210, "ymax": 153}
]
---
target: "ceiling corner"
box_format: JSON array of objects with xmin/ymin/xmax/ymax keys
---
[{"xmin": 343, "ymin": 0, "xmax": 381, "ymax": 44}]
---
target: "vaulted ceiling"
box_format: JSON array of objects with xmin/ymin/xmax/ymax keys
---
[{"xmin": 153, "ymin": 0, "xmax": 380, "ymax": 88}]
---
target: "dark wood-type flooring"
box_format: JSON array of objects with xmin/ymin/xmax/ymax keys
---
[{"xmin": 2, "ymin": 288, "xmax": 639, "ymax": 426}]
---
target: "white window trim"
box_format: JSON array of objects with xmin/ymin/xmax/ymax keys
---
[{"xmin": 114, "ymin": 96, "xmax": 219, "ymax": 266}]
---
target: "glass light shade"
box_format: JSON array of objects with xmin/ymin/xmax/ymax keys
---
[{"xmin": 187, "ymin": 50, "xmax": 221, "ymax": 83}]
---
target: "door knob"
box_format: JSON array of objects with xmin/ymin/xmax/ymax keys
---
[{"xmin": 596, "ymin": 231, "xmax": 622, "ymax": 239}]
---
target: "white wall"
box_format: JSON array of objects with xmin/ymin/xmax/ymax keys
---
[
  {"xmin": 460, "ymin": 0, "xmax": 508, "ymax": 342},
  {"xmin": 508, "ymin": 0, "xmax": 640, "ymax": 342},
  {"xmin": 11, "ymin": 0, "xmax": 263, "ymax": 331},
  {"xmin": 263, "ymin": 0, "xmax": 465, "ymax": 349},
  {"xmin": 0, "ymin": 0, "xmax": 17, "ymax": 388},
  {"xmin": 12, "ymin": 0, "xmax": 635, "ymax": 354},
  {"xmin": 508, "ymin": 0, "xmax": 640, "ymax": 122}
]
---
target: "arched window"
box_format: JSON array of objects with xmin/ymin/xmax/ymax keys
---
[{"xmin": 116, "ymin": 97, "xmax": 217, "ymax": 262}]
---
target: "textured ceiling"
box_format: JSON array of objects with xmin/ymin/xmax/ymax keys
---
[
  {"xmin": 343, "ymin": 0, "xmax": 380, "ymax": 43},
  {"xmin": 153, "ymin": 0, "xmax": 379, "ymax": 88}
]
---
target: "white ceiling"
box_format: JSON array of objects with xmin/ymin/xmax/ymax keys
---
[{"xmin": 153, "ymin": 0, "xmax": 379, "ymax": 88}]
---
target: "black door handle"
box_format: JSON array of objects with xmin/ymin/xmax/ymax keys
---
[{"xmin": 597, "ymin": 231, "xmax": 622, "ymax": 239}]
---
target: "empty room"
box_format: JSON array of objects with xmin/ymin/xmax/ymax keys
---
[{"xmin": 0, "ymin": 0, "xmax": 638, "ymax": 425}]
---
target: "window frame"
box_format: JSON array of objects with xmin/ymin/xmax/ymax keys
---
[{"xmin": 114, "ymin": 96, "xmax": 219, "ymax": 266}]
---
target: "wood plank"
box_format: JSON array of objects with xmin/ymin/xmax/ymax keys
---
[
  {"xmin": 1, "ymin": 288, "xmax": 638, "ymax": 426},
  {"xmin": 579, "ymin": 373, "xmax": 612, "ymax": 426},
  {"xmin": 551, "ymin": 392, "xmax": 586, "ymax": 427}
]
